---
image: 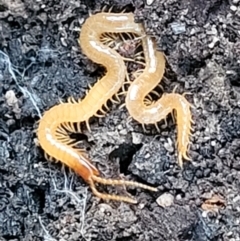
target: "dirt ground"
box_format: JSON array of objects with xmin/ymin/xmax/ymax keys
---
[{"xmin": 0, "ymin": 0, "xmax": 240, "ymax": 240}]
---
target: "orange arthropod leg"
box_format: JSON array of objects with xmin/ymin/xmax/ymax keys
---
[
  {"xmin": 37, "ymin": 12, "xmax": 157, "ymax": 204},
  {"xmin": 125, "ymin": 36, "xmax": 193, "ymax": 167}
]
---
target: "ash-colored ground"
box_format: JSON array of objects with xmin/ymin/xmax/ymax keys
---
[{"xmin": 0, "ymin": 0, "xmax": 240, "ymax": 240}]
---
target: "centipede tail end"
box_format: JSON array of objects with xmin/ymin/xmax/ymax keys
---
[
  {"xmin": 88, "ymin": 177, "xmax": 138, "ymax": 204},
  {"xmin": 92, "ymin": 175, "xmax": 158, "ymax": 192}
]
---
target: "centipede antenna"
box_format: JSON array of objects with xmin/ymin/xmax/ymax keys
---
[
  {"xmin": 92, "ymin": 175, "xmax": 158, "ymax": 192},
  {"xmin": 88, "ymin": 177, "xmax": 137, "ymax": 204}
]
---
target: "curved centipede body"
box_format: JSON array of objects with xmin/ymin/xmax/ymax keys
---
[
  {"xmin": 125, "ymin": 36, "xmax": 194, "ymax": 167},
  {"xmin": 37, "ymin": 12, "xmax": 158, "ymax": 204}
]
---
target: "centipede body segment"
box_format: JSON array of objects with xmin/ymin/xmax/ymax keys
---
[{"xmin": 125, "ymin": 36, "xmax": 194, "ymax": 167}]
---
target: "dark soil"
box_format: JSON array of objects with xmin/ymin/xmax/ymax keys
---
[{"xmin": 0, "ymin": 0, "xmax": 240, "ymax": 240}]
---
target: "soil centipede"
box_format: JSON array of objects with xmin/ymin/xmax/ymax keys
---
[{"xmin": 37, "ymin": 12, "xmax": 158, "ymax": 204}]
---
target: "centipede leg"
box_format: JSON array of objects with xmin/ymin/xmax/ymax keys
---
[
  {"xmin": 142, "ymin": 124, "xmax": 147, "ymax": 132},
  {"xmin": 99, "ymin": 108, "xmax": 107, "ymax": 115},
  {"xmin": 121, "ymin": 7, "xmax": 127, "ymax": 13},
  {"xmin": 108, "ymin": 5, "xmax": 114, "ymax": 13},
  {"xmin": 126, "ymin": 116, "xmax": 132, "ymax": 125},
  {"xmin": 114, "ymin": 93, "xmax": 121, "ymax": 103},
  {"xmin": 110, "ymin": 96, "xmax": 120, "ymax": 104},
  {"xmin": 58, "ymin": 98, "xmax": 64, "ymax": 104},
  {"xmin": 85, "ymin": 120, "xmax": 91, "ymax": 133},
  {"xmin": 92, "ymin": 175, "xmax": 158, "ymax": 192},
  {"xmin": 172, "ymin": 85, "xmax": 179, "ymax": 93},
  {"xmin": 64, "ymin": 122, "xmax": 76, "ymax": 132},
  {"xmin": 154, "ymin": 123, "xmax": 160, "ymax": 132},
  {"xmin": 171, "ymin": 110, "xmax": 176, "ymax": 124},
  {"xmin": 101, "ymin": 5, "xmax": 106, "ymax": 12},
  {"xmin": 163, "ymin": 117, "xmax": 168, "ymax": 128},
  {"xmin": 103, "ymin": 103, "xmax": 110, "ymax": 111},
  {"xmin": 119, "ymin": 102, "xmax": 126, "ymax": 109},
  {"xmin": 88, "ymin": 177, "xmax": 137, "ymax": 204},
  {"xmin": 94, "ymin": 112, "xmax": 106, "ymax": 118},
  {"xmin": 157, "ymin": 84, "xmax": 164, "ymax": 92},
  {"xmin": 150, "ymin": 90, "xmax": 161, "ymax": 98},
  {"xmin": 75, "ymin": 122, "xmax": 81, "ymax": 132}
]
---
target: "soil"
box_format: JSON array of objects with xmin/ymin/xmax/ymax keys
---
[{"xmin": 0, "ymin": 0, "xmax": 240, "ymax": 240}]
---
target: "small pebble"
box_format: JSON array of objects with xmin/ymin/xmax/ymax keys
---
[
  {"xmin": 208, "ymin": 36, "xmax": 219, "ymax": 49},
  {"xmin": 5, "ymin": 90, "xmax": 18, "ymax": 107},
  {"xmin": 163, "ymin": 138, "xmax": 174, "ymax": 153},
  {"xmin": 146, "ymin": 0, "xmax": 156, "ymax": 5},
  {"xmin": 132, "ymin": 132, "xmax": 143, "ymax": 144},
  {"xmin": 230, "ymin": 5, "xmax": 237, "ymax": 11},
  {"xmin": 171, "ymin": 22, "xmax": 186, "ymax": 35},
  {"xmin": 156, "ymin": 193, "xmax": 174, "ymax": 208}
]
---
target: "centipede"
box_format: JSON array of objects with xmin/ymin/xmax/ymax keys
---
[{"xmin": 37, "ymin": 12, "xmax": 158, "ymax": 204}]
